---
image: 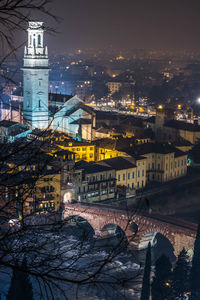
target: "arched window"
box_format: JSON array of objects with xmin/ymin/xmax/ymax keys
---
[
  {"xmin": 38, "ymin": 100, "xmax": 41, "ymax": 108},
  {"xmin": 38, "ymin": 35, "xmax": 41, "ymax": 45},
  {"xmin": 30, "ymin": 35, "xmax": 32, "ymax": 46},
  {"xmin": 33, "ymin": 38, "xmax": 36, "ymax": 47}
]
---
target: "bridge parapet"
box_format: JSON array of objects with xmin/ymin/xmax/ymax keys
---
[{"xmin": 63, "ymin": 203, "xmax": 197, "ymax": 256}]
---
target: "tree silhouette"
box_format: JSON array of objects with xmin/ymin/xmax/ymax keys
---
[
  {"xmin": 151, "ymin": 254, "xmax": 172, "ymax": 300},
  {"xmin": 140, "ymin": 242, "xmax": 151, "ymax": 300},
  {"xmin": 190, "ymin": 222, "xmax": 200, "ymax": 300},
  {"xmin": 7, "ymin": 258, "xmax": 33, "ymax": 300},
  {"xmin": 171, "ymin": 248, "xmax": 190, "ymax": 299},
  {"xmin": 0, "ymin": 2, "xmax": 151, "ymax": 300}
]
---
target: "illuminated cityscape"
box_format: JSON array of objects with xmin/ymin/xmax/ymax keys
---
[{"xmin": 1, "ymin": 1, "xmax": 200, "ymax": 299}]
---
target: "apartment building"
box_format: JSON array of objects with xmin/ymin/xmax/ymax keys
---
[
  {"xmin": 75, "ymin": 162, "xmax": 116, "ymax": 202},
  {"xmin": 133, "ymin": 142, "xmax": 187, "ymax": 183},
  {"xmin": 99, "ymin": 156, "xmax": 147, "ymax": 190},
  {"xmin": 57, "ymin": 140, "xmax": 95, "ymax": 162}
]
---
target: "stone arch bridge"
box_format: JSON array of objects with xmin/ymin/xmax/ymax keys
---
[{"xmin": 63, "ymin": 203, "xmax": 197, "ymax": 256}]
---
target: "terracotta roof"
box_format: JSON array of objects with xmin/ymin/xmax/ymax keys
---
[
  {"xmin": 164, "ymin": 119, "xmax": 200, "ymax": 132},
  {"xmin": 49, "ymin": 93, "xmax": 73, "ymax": 103},
  {"xmin": 77, "ymin": 162, "xmax": 113, "ymax": 174},
  {"xmin": 100, "ymin": 156, "xmax": 136, "ymax": 170},
  {"xmin": 123, "ymin": 142, "xmax": 187, "ymax": 158},
  {"xmin": 70, "ymin": 118, "xmax": 92, "ymax": 125}
]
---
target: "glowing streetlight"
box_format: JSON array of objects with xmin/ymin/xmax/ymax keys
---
[{"xmin": 197, "ymin": 98, "xmax": 200, "ymax": 104}]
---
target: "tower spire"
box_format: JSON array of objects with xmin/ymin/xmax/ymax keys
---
[{"xmin": 22, "ymin": 21, "xmax": 49, "ymax": 129}]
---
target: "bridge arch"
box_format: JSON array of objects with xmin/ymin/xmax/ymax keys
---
[
  {"xmin": 100, "ymin": 223, "xmax": 126, "ymax": 238},
  {"xmin": 137, "ymin": 231, "xmax": 176, "ymax": 263},
  {"xmin": 99, "ymin": 219, "xmax": 138, "ymax": 239},
  {"xmin": 63, "ymin": 204, "xmax": 196, "ymax": 257},
  {"xmin": 99, "ymin": 223, "xmax": 128, "ymax": 250},
  {"xmin": 63, "ymin": 215, "xmax": 95, "ymax": 239}
]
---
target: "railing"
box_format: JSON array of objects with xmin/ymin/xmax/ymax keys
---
[{"xmin": 65, "ymin": 201, "xmax": 197, "ymax": 232}]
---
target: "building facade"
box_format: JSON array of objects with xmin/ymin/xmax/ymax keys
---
[
  {"xmin": 75, "ymin": 163, "xmax": 116, "ymax": 202},
  {"xmin": 99, "ymin": 156, "xmax": 147, "ymax": 190},
  {"xmin": 22, "ymin": 22, "xmax": 49, "ymax": 129},
  {"xmin": 133, "ymin": 143, "xmax": 188, "ymax": 183}
]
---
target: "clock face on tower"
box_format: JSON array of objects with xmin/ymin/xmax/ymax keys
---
[{"xmin": 37, "ymin": 91, "xmax": 44, "ymax": 95}]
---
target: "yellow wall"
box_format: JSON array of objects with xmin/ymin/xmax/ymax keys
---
[
  {"xmin": 35, "ymin": 173, "xmax": 61, "ymax": 212},
  {"xmin": 116, "ymin": 159, "xmax": 146, "ymax": 190},
  {"xmin": 58, "ymin": 144, "xmax": 95, "ymax": 162},
  {"xmin": 179, "ymin": 129, "xmax": 200, "ymax": 144},
  {"xmin": 95, "ymin": 147, "xmax": 127, "ymax": 161},
  {"xmin": 144, "ymin": 152, "xmax": 187, "ymax": 182}
]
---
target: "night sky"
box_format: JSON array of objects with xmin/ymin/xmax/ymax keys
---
[{"xmin": 21, "ymin": 0, "xmax": 200, "ymax": 52}]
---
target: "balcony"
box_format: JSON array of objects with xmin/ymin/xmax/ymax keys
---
[
  {"xmin": 88, "ymin": 178, "xmax": 116, "ymax": 184},
  {"xmin": 146, "ymin": 169, "xmax": 164, "ymax": 174}
]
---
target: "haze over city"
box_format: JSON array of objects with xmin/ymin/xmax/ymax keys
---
[
  {"xmin": 14, "ymin": 0, "xmax": 200, "ymax": 53},
  {"xmin": 1, "ymin": 0, "xmax": 200, "ymax": 299}
]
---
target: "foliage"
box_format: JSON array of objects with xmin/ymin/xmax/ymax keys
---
[
  {"xmin": 140, "ymin": 242, "xmax": 151, "ymax": 300},
  {"xmin": 171, "ymin": 248, "xmax": 190, "ymax": 299},
  {"xmin": 151, "ymin": 254, "xmax": 172, "ymax": 300},
  {"xmin": 190, "ymin": 222, "xmax": 200, "ymax": 300},
  {"xmin": 7, "ymin": 258, "xmax": 33, "ymax": 300}
]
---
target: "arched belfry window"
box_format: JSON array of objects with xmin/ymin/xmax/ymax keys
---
[
  {"xmin": 38, "ymin": 100, "xmax": 41, "ymax": 108},
  {"xmin": 38, "ymin": 35, "xmax": 41, "ymax": 46},
  {"xmin": 33, "ymin": 38, "xmax": 36, "ymax": 47}
]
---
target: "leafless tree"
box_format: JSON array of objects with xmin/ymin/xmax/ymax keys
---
[
  {"xmin": 0, "ymin": 133, "xmax": 146, "ymax": 299},
  {"xmin": 0, "ymin": 2, "xmax": 147, "ymax": 300}
]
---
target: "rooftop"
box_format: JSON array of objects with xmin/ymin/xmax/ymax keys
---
[
  {"xmin": 76, "ymin": 162, "xmax": 113, "ymax": 174},
  {"xmin": 132, "ymin": 142, "xmax": 186, "ymax": 157},
  {"xmin": 0, "ymin": 120, "xmax": 19, "ymax": 128},
  {"xmin": 100, "ymin": 156, "xmax": 136, "ymax": 170},
  {"xmin": 164, "ymin": 119, "xmax": 200, "ymax": 132},
  {"xmin": 49, "ymin": 93, "xmax": 73, "ymax": 103}
]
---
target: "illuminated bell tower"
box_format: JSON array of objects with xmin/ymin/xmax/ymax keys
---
[{"xmin": 22, "ymin": 21, "xmax": 49, "ymax": 129}]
